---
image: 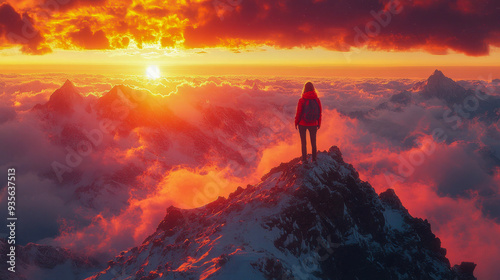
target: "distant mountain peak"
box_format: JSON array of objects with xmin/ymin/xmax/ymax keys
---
[
  {"xmin": 99, "ymin": 84, "xmax": 143, "ymax": 104},
  {"xmin": 426, "ymin": 68, "xmax": 446, "ymax": 80},
  {"xmin": 51, "ymin": 79, "xmax": 81, "ymax": 98},
  {"xmin": 96, "ymin": 84, "xmax": 143, "ymax": 114},
  {"xmin": 32, "ymin": 80, "xmax": 83, "ymax": 115},
  {"xmin": 49, "ymin": 80, "xmax": 82, "ymax": 103},
  {"xmin": 431, "ymin": 69, "xmax": 445, "ymax": 77},
  {"xmin": 90, "ymin": 146, "xmax": 476, "ymax": 280},
  {"xmin": 62, "ymin": 79, "xmax": 76, "ymax": 89},
  {"xmin": 109, "ymin": 84, "xmax": 128, "ymax": 92},
  {"xmin": 426, "ymin": 69, "xmax": 456, "ymax": 86},
  {"xmin": 411, "ymin": 70, "xmax": 467, "ymax": 104}
]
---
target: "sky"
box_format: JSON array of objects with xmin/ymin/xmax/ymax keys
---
[
  {"xmin": 1, "ymin": 0, "xmax": 500, "ymax": 76},
  {"xmin": 1, "ymin": 0, "xmax": 500, "ymax": 279}
]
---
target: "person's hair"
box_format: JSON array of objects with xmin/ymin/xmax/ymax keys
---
[{"xmin": 302, "ymin": 81, "xmax": 316, "ymax": 95}]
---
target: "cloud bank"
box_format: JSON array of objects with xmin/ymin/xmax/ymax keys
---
[{"xmin": 2, "ymin": 0, "xmax": 500, "ymax": 55}]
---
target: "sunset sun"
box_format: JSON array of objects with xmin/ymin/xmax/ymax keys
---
[{"xmin": 146, "ymin": 65, "xmax": 161, "ymax": 79}]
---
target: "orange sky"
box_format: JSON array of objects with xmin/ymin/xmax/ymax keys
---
[
  {"xmin": 2, "ymin": 1, "xmax": 500, "ymax": 278},
  {"xmin": 1, "ymin": 0, "xmax": 499, "ymax": 76}
]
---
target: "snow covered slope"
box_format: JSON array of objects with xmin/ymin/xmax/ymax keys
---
[{"xmin": 88, "ymin": 146, "xmax": 477, "ymax": 280}]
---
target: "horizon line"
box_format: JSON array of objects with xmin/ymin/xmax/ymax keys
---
[{"xmin": 1, "ymin": 64, "xmax": 499, "ymax": 79}]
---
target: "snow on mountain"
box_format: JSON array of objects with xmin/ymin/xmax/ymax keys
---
[{"xmin": 88, "ymin": 146, "xmax": 476, "ymax": 280}]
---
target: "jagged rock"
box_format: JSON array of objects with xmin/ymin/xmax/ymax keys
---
[
  {"xmin": 89, "ymin": 146, "xmax": 476, "ymax": 280},
  {"xmin": 379, "ymin": 188, "xmax": 406, "ymax": 212},
  {"xmin": 453, "ymin": 262, "xmax": 477, "ymax": 280}
]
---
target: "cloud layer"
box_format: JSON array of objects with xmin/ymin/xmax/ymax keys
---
[{"xmin": 0, "ymin": 72, "xmax": 499, "ymax": 279}]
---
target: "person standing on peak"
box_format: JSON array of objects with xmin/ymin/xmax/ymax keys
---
[{"xmin": 295, "ymin": 81, "xmax": 322, "ymax": 164}]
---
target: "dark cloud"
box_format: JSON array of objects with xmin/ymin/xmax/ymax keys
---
[
  {"xmin": 481, "ymin": 195, "xmax": 500, "ymax": 223},
  {"xmin": 418, "ymin": 142, "xmax": 497, "ymax": 198},
  {"xmin": 0, "ymin": 3, "xmax": 50, "ymax": 54},
  {"xmin": 0, "ymin": 106, "xmax": 16, "ymax": 124},
  {"xmin": 69, "ymin": 26, "xmax": 110, "ymax": 50},
  {"xmin": 181, "ymin": 0, "xmax": 500, "ymax": 56},
  {"xmin": 5, "ymin": 0, "xmax": 499, "ymax": 55}
]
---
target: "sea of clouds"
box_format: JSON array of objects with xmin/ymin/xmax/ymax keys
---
[{"xmin": 0, "ymin": 72, "xmax": 499, "ymax": 279}]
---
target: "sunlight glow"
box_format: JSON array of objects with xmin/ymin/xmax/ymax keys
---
[{"xmin": 146, "ymin": 65, "xmax": 161, "ymax": 79}]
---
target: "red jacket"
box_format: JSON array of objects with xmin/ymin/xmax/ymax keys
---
[{"xmin": 295, "ymin": 90, "xmax": 322, "ymax": 127}]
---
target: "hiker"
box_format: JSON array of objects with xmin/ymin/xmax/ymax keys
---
[{"xmin": 295, "ymin": 81, "xmax": 322, "ymax": 164}]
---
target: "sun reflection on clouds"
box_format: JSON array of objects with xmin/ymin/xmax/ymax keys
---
[
  {"xmin": 146, "ymin": 65, "xmax": 161, "ymax": 79},
  {"xmin": 1, "ymin": 72, "xmax": 500, "ymax": 279}
]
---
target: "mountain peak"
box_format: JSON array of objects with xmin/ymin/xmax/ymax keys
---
[
  {"xmin": 431, "ymin": 69, "xmax": 445, "ymax": 78},
  {"xmin": 49, "ymin": 80, "xmax": 82, "ymax": 104},
  {"xmin": 62, "ymin": 79, "xmax": 75, "ymax": 89},
  {"xmin": 109, "ymin": 84, "xmax": 128, "ymax": 93},
  {"xmin": 91, "ymin": 146, "xmax": 476, "ymax": 280},
  {"xmin": 260, "ymin": 145, "xmax": 353, "ymax": 186},
  {"xmin": 98, "ymin": 84, "xmax": 144, "ymax": 106},
  {"xmin": 411, "ymin": 70, "xmax": 467, "ymax": 104},
  {"xmin": 32, "ymin": 79, "xmax": 83, "ymax": 115},
  {"xmin": 426, "ymin": 69, "xmax": 453, "ymax": 85},
  {"xmin": 379, "ymin": 188, "xmax": 406, "ymax": 212}
]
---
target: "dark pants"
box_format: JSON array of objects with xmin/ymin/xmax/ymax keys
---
[{"xmin": 299, "ymin": 124, "xmax": 317, "ymax": 162}]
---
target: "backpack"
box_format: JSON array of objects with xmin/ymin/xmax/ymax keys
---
[{"xmin": 302, "ymin": 99, "xmax": 320, "ymax": 122}]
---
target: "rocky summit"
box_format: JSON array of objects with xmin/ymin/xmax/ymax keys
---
[{"xmin": 89, "ymin": 146, "xmax": 477, "ymax": 280}]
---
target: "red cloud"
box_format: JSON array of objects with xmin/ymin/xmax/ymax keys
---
[
  {"xmin": 69, "ymin": 26, "xmax": 111, "ymax": 50},
  {"xmin": 181, "ymin": 0, "xmax": 500, "ymax": 56},
  {"xmin": 0, "ymin": 3, "xmax": 50, "ymax": 54},
  {"xmin": 5, "ymin": 0, "xmax": 500, "ymax": 56}
]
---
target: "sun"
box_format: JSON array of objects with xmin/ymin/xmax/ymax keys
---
[{"xmin": 146, "ymin": 65, "xmax": 161, "ymax": 79}]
